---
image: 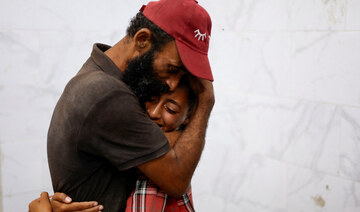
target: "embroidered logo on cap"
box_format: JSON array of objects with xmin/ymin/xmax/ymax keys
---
[{"xmin": 194, "ymin": 29, "xmax": 207, "ymax": 41}]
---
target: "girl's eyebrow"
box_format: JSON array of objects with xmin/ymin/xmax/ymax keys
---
[{"xmin": 167, "ymin": 99, "xmax": 182, "ymax": 109}]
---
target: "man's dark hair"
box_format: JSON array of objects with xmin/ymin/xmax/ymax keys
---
[{"xmin": 127, "ymin": 12, "xmax": 174, "ymax": 51}]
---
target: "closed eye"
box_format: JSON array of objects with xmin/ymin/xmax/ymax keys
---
[
  {"xmin": 164, "ymin": 105, "xmax": 178, "ymax": 114},
  {"xmin": 168, "ymin": 67, "xmax": 180, "ymax": 74},
  {"xmin": 168, "ymin": 65, "xmax": 187, "ymax": 74}
]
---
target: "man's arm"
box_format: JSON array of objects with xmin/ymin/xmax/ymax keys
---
[{"xmin": 138, "ymin": 78, "xmax": 214, "ymax": 197}]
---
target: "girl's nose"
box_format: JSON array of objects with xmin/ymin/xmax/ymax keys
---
[{"xmin": 147, "ymin": 102, "xmax": 162, "ymax": 120}]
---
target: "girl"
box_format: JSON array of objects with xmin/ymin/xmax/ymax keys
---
[{"xmin": 126, "ymin": 78, "xmax": 197, "ymax": 212}]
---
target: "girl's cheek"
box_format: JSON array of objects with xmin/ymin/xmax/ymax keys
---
[{"xmin": 164, "ymin": 115, "xmax": 178, "ymax": 132}]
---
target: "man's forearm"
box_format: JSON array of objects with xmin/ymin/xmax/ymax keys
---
[{"xmin": 171, "ymin": 94, "xmax": 214, "ymax": 179}]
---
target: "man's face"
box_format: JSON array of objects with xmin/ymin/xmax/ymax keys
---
[
  {"xmin": 152, "ymin": 41, "xmax": 187, "ymax": 91},
  {"xmin": 123, "ymin": 41, "xmax": 187, "ymax": 108}
]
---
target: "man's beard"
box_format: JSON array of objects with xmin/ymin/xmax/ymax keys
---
[{"xmin": 123, "ymin": 48, "xmax": 170, "ymax": 110}]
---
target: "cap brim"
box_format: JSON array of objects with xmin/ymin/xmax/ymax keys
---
[{"xmin": 175, "ymin": 40, "xmax": 214, "ymax": 81}]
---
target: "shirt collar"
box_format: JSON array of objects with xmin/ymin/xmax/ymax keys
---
[{"xmin": 90, "ymin": 43, "xmax": 123, "ymax": 80}]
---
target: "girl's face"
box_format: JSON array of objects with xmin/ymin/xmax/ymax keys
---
[{"xmin": 145, "ymin": 85, "xmax": 191, "ymax": 132}]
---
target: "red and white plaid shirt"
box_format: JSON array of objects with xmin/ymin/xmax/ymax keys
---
[{"xmin": 125, "ymin": 179, "xmax": 195, "ymax": 212}]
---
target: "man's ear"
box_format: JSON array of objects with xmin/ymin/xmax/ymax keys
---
[{"xmin": 133, "ymin": 28, "xmax": 152, "ymax": 55}]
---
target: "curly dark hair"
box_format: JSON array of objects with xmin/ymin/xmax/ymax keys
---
[
  {"xmin": 126, "ymin": 12, "xmax": 174, "ymax": 51},
  {"xmin": 176, "ymin": 77, "xmax": 198, "ymax": 131}
]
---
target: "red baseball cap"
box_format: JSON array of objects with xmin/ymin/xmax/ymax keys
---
[{"xmin": 140, "ymin": 0, "xmax": 213, "ymax": 81}]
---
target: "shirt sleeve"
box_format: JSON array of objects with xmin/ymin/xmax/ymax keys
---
[{"xmin": 77, "ymin": 88, "xmax": 170, "ymax": 171}]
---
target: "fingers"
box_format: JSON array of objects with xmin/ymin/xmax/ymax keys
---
[
  {"xmin": 66, "ymin": 201, "xmax": 101, "ymax": 211},
  {"xmin": 187, "ymin": 75, "xmax": 214, "ymax": 96},
  {"xmin": 30, "ymin": 197, "xmax": 41, "ymax": 204},
  {"xmin": 187, "ymin": 74, "xmax": 203, "ymax": 95},
  {"xmin": 28, "ymin": 197, "xmax": 40, "ymax": 210},
  {"xmin": 51, "ymin": 199, "xmax": 102, "ymax": 212},
  {"xmin": 52, "ymin": 192, "xmax": 72, "ymax": 203},
  {"xmin": 72, "ymin": 204, "xmax": 104, "ymax": 212},
  {"xmin": 29, "ymin": 192, "xmax": 52, "ymax": 212},
  {"xmin": 51, "ymin": 192, "xmax": 103, "ymax": 212},
  {"xmin": 40, "ymin": 192, "xmax": 50, "ymax": 201}
]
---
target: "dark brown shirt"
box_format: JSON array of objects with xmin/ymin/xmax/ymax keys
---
[{"xmin": 47, "ymin": 43, "xmax": 170, "ymax": 212}]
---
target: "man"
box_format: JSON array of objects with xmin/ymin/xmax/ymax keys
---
[{"xmin": 47, "ymin": 0, "xmax": 214, "ymax": 211}]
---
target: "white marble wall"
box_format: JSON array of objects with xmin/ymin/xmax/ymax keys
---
[{"xmin": 1, "ymin": 0, "xmax": 359, "ymax": 211}]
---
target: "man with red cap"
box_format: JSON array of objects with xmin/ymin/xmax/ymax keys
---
[{"xmin": 39, "ymin": 0, "xmax": 214, "ymax": 211}]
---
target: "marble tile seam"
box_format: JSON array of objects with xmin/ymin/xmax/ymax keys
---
[
  {"xmin": 0, "ymin": 28, "xmax": 120, "ymax": 33},
  {"xmin": 223, "ymin": 149, "xmax": 355, "ymax": 184},
  {"xmin": 213, "ymin": 29, "xmax": 360, "ymax": 33},
  {"xmin": 216, "ymin": 88, "xmax": 360, "ymax": 109},
  {"xmin": 1, "ymin": 28, "xmax": 360, "ymax": 33},
  {"xmin": 282, "ymin": 159, "xmax": 360, "ymax": 184},
  {"xmin": 2, "ymin": 187, "xmax": 53, "ymax": 198}
]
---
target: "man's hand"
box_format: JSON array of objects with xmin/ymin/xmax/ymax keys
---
[
  {"xmin": 188, "ymin": 75, "xmax": 215, "ymax": 109},
  {"xmin": 51, "ymin": 192, "xmax": 103, "ymax": 212},
  {"xmin": 29, "ymin": 192, "xmax": 52, "ymax": 212}
]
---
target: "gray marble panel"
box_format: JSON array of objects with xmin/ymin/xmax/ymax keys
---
[
  {"xmin": 287, "ymin": 165, "xmax": 360, "ymax": 212},
  {"xmin": 346, "ymin": 0, "xmax": 360, "ymax": 30}
]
